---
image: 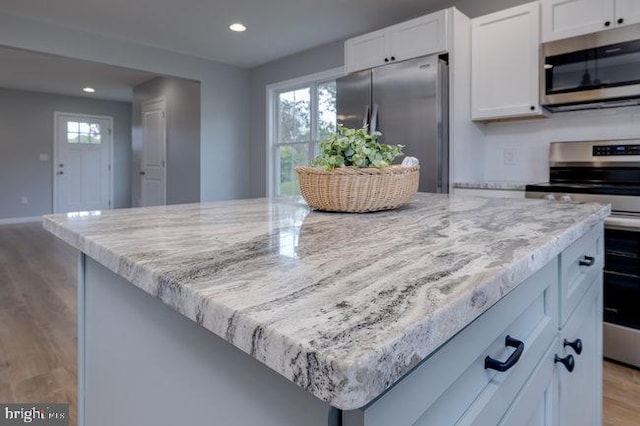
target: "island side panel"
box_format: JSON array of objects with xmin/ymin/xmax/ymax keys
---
[{"xmin": 80, "ymin": 256, "xmax": 338, "ymax": 426}]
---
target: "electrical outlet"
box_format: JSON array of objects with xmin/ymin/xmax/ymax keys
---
[
  {"xmin": 503, "ymin": 148, "xmax": 517, "ymax": 166},
  {"xmin": 39, "ymin": 153, "xmax": 49, "ymax": 161},
  {"xmin": 20, "ymin": 196, "xmax": 28, "ymax": 205}
]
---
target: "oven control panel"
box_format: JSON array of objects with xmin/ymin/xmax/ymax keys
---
[{"xmin": 593, "ymin": 144, "xmax": 640, "ymax": 156}]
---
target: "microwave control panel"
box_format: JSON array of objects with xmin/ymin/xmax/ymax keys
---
[{"xmin": 593, "ymin": 144, "xmax": 640, "ymax": 156}]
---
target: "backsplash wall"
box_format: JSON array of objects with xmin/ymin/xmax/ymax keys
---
[{"xmin": 481, "ymin": 106, "xmax": 640, "ymax": 184}]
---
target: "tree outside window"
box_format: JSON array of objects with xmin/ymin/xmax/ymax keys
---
[{"xmin": 275, "ymin": 80, "xmax": 336, "ymax": 196}]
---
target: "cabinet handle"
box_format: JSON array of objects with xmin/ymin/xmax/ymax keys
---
[
  {"xmin": 384, "ymin": 58, "xmax": 389, "ymax": 62},
  {"xmin": 605, "ymin": 20, "xmax": 611, "ymax": 27},
  {"xmin": 563, "ymin": 338, "xmax": 583, "ymax": 355},
  {"xmin": 554, "ymin": 354, "xmax": 575, "ymax": 372},
  {"xmin": 484, "ymin": 335, "xmax": 525, "ymax": 372},
  {"xmin": 390, "ymin": 56, "xmax": 396, "ymax": 61},
  {"xmin": 618, "ymin": 18, "xmax": 624, "ymax": 24},
  {"xmin": 579, "ymin": 255, "xmax": 595, "ymax": 267},
  {"xmin": 530, "ymin": 106, "xmax": 536, "ymax": 111}
]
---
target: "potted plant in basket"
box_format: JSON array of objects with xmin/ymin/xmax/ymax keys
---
[{"xmin": 295, "ymin": 125, "xmax": 420, "ymax": 212}]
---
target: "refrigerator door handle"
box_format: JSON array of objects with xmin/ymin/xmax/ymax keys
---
[
  {"xmin": 370, "ymin": 103, "xmax": 379, "ymax": 134},
  {"xmin": 363, "ymin": 105, "xmax": 370, "ymax": 130}
]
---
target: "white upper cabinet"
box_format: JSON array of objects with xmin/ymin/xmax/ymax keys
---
[
  {"xmin": 615, "ymin": 0, "xmax": 640, "ymax": 27},
  {"xmin": 542, "ymin": 0, "xmax": 640, "ymax": 42},
  {"xmin": 344, "ymin": 10, "xmax": 449, "ymax": 73},
  {"xmin": 472, "ymin": 2, "xmax": 544, "ymax": 121}
]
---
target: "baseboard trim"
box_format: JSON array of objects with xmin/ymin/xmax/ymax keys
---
[{"xmin": 0, "ymin": 216, "xmax": 42, "ymax": 225}]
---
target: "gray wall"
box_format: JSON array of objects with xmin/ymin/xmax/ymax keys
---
[
  {"xmin": 248, "ymin": 41, "xmax": 344, "ymax": 197},
  {"xmin": 247, "ymin": 0, "xmax": 533, "ymax": 197},
  {"xmin": 0, "ymin": 87, "xmax": 132, "ymax": 219},
  {"xmin": 0, "ymin": 11, "xmax": 250, "ymax": 203},
  {"xmin": 132, "ymin": 77, "xmax": 201, "ymax": 206}
]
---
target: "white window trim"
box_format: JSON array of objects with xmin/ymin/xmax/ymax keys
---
[{"xmin": 265, "ymin": 66, "xmax": 344, "ymax": 198}]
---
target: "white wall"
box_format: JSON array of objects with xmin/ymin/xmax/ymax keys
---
[
  {"xmin": 0, "ymin": 87, "xmax": 132, "ymax": 219},
  {"xmin": 0, "ymin": 11, "xmax": 250, "ymax": 203},
  {"xmin": 481, "ymin": 106, "xmax": 640, "ymax": 184}
]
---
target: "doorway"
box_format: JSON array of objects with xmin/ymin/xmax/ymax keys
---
[
  {"xmin": 140, "ymin": 97, "xmax": 167, "ymax": 207},
  {"xmin": 53, "ymin": 113, "xmax": 113, "ymax": 213}
]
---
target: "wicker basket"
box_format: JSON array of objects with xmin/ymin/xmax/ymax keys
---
[{"xmin": 295, "ymin": 165, "xmax": 420, "ymax": 213}]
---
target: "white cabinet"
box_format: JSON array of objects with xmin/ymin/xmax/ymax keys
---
[
  {"xmin": 557, "ymin": 276, "xmax": 603, "ymax": 426},
  {"xmin": 471, "ymin": 2, "xmax": 544, "ymax": 121},
  {"xmin": 542, "ymin": 0, "xmax": 640, "ymax": 42},
  {"xmin": 344, "ymin": 10, "xmax": 449, "ymax": 73}
]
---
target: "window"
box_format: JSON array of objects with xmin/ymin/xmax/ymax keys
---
[
  {"xmin": 268, "ymin": 68, "xmax": 342, "ymax": 197},
  {"xmin": 67, "ymin": 121, "xmax": 101, "ymax": 144}
]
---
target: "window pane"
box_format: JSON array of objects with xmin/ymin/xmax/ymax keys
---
[
  {"xmin": 68, "ymin": 133, "xmax": 79, "ymax": 143},
  {"xmin": 79, "ymin": 122, "xmax": 90, "ymax": 133},
  {"xmin": 278, "ymin": 144, "xmax": 309, "ymax": 196},
  {"xmin": 278, "ymin": 88, "xmax": 311, "ymax": 143},
  {"xmin": 317, "ymin": 81, "xmax": 337, "ymax": 141},
  {"xmin": 79, "ymin": 134, "xmax": 91, "ymax": 144},
  {"xmin": 67, "ymin": 121, "xmax": 79, "ymax": 132}
]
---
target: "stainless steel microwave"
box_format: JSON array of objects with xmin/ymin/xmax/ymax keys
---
[{"xmin": 541, "ymin": 23, "xmax": 640, "ymax": 112}]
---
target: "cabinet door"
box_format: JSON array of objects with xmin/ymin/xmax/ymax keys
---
[
  {"xmin": 472, "ymin": 2, "xmax": 543, "ymax": 121},
  {"xmin": 389, "ymin": 10, "xmax": 448, "ymax": 63},
  {"xmin": 499, "ymin": 339, "xmax": 559, "ymax": 426},
  {"xmin": 615, "ymin": 0, "xmax": 640, "ymax": 27},
  {"xmin": 345, "ymin": 30, "xmax": 388, "ymax": 73},
  {"xmin": 558, "ymin": 277, "xmax": 603, "ymax": 426},
  {"xmin": 541, "ymin": 0, "xmax": 614, "ymax": 42}
]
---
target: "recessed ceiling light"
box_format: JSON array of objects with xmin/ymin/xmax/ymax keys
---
[
  {"xmin": 83, "ymin": 87, "xmax": 96, "ymax": 93},
  {"xmin": 229, "ymin": 23, "xmax": 246, "ymax": 32}
]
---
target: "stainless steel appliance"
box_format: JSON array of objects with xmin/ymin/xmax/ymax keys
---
[
  {"xmin": 336, "ymin": 55, "xmax": 449, "ymax": 193},
  {"xmin": 526, "ymin": 139, "xmax": 640, "ymax": 367},
  {"xmin": 541, "ymin": 23, "xmax": 640, "ymax": 112}
]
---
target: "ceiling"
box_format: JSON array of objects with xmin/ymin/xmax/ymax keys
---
[
  {"xmin": 0, "ymin": 0, "xmax": 529, "ymax": 68},
  {"xmin": 0, "ymin": 46, "xmax": 159, "ymax": 101}
]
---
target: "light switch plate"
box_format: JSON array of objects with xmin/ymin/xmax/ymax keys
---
[{"xmin": 39, "ymin": 153, "xmax": 49, "ymax": 161}]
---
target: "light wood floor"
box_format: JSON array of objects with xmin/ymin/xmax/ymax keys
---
[
  {"xmin": 0, "ymin": 223, "xmax": 77, "ymax": 426},
  {"xmin": 1, "ymin": 223, "xmax": 639, "ymax": 426}
]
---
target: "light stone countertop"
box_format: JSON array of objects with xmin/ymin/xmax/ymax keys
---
[
  {"xmin": 43, "ymin": 194, "xmax": 610, "ymax": 410},
  {"xmin": 453, "ymin": 181, "xmax": 532, "ymax": 191}
]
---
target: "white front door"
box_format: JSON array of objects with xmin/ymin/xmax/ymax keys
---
[
  {"xmin": 54, "ymin": 113, "xmax": 112, "ymax": 213},
  {"xmin": 141, "ymin": 98, "xmax": 166, "ymax": 206}
]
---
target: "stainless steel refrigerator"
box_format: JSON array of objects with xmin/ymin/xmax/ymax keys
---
[{"xmin": 336, "ymin": 54, "xmax": 449, "ymax": 193}]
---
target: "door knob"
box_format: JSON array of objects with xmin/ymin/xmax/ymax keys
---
[
  {"xmin": 554, "ymin": 354, "xmax": 575, "ymax": 372},
  {"xmin": 563, "ymin": 338, "xmax": 583, "ymax": 355}
]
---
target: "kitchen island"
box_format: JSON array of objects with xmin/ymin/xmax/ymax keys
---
[{"xmin": 43, "ymin": 194, "xmax": 609, "ymax": 426}]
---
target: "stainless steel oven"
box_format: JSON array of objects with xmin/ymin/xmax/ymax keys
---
[
  {"xmin": 541, "ymin": 23, "xmax": 640, "ymax": 112},
  {"xmin": 526, "ymin": 139, "xmax": 640, "ymax": 367}
]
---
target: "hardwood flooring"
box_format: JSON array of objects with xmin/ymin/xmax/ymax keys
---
[
  {"xmin": 0, "ymin": 223, "xmax": 77, "ymax": 426},
  {"xmin": 0, "ymin": 222, "xmax": 639, "ymax": 426}
]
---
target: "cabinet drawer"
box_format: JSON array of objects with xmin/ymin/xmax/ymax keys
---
[
  {"xmin": 559, "ymin": 223, "xmax": 604, "ymax": 325},
  {"xmin": 343, "ymin": 259, "xmax": 558, "ymax": 426}
]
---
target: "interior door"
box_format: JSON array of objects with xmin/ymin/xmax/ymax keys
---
[
  {"xmin": 55, "ymin": 113, "xmax": 111, "ymax": 213},
  {"xmin": 141, "ymin": 98, "xmax": 166, "ymax": 206}
]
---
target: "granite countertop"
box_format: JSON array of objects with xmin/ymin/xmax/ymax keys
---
[
  {"xmin": 453, "ymin": 181, "xmax": 531, "ymax": 191},
  {"xmin": 43, "ymin": 194, "xmax": 609, "ymax": 410}
]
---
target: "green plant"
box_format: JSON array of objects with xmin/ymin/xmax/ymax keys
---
[{"xmin": 311, "ymin": 125, "xmax": 404, "ymax": 170}]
